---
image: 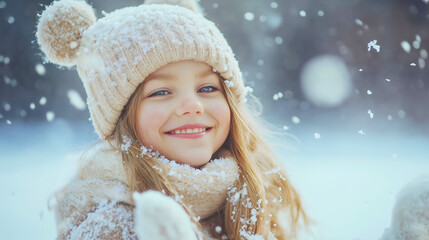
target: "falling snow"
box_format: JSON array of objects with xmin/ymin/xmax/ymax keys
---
[
  {"xmin": 46, "ymin": 111, "xmax": 55, "ymax": 122},
  {"xmin": 274, "ymin": 36, "xmax": 283, "ymax": 45},
  {"xmin": 398, "ymin": 109, "xmax": 406, "ymax": 119},
  {"xmin": 355, "ymin": 19, "xmax": 363, "ymax": 26},
  {"xmin": 368, "ymin": 109, "xmax": 374, "ymax": 119},
  {"xmin": 39, "ymin": 97, "xmax": 47, "ymax": 105},
  {"xmin": 401, "ymin": 41, "xmax": 411, "ymax": 53},
  {"xmin": 420, "ymin": 49, "xmax": 428, "ymax": 59},
  {"xmin": 367, "ymin": 40, "xmax": 380, "ymax": 52},
  {"xmin": 3, "ymin": 56, "xmax": 10, "ymax": 64},
  {"xmin": 314, "ymin": 133, "xmax": 321, "ymax": 139},
  {"xmin": 272, "ymin": 92, "xmax": 283, "ymax": 101},
  {"xmin": 413, "ymin": 41, "xmax": 420, "ymax": 49},
  {"xmin": 418, "ymin": 58, "xmax": 425, "ymax": 69},
  {"xmin": 301, "ymin": 55, "xmax": 352, "ymax": 107},
  {"xmin": 67, "ymin": 90, "xmax": 86, "ymax": 110},
  {"xmin": 35, "ymin": 63, "xmax": 46, "ymax": 75},
  {"xmin": 3, "ymin": 102, "xmax": 11, "ymax": 111},
  {"xmin": 413, "ymin": 34, "xmax": 421, "ymax": 50},
  {"xmin": 244, "ymin": 12, "xmax": 255, "ymax": 21},
  {"xmin": 292, "ymin": 116, "xmax": 300, "ymax": 124},
  {"xmin": 7, "ymin": 16, "xmax": 15, "ymax": 24},
  {"xmin": 270, "ymin": 2, "xmax": 278, "ymax": 9}
]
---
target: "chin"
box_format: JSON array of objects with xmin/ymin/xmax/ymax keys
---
[{"xmin": 173, "ymin": 152, "xmax": 212, "ymax": 168}]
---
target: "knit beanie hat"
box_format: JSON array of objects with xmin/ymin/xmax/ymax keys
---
[{"xmin": 36, "ymin": 0, "xmax": 245, "ymax": 139}]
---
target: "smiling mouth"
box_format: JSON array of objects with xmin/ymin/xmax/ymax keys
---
[{"xmin": 165, "ymin": 127, "xmax": 213, "ymax": 135}]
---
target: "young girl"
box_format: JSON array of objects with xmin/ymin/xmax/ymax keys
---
[{"xmin": 36, "ymin": 0, "xmax": 308, "ymax": 239}]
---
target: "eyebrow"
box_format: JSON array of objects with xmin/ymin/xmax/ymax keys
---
[{"xmin": 145, "ymin": 68, "xmax": 215, "ymax": 82}]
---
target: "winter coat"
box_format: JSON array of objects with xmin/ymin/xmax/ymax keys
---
[{"xmin": 54, "ymin": 140, "xmax": 240, "ymax": 239}]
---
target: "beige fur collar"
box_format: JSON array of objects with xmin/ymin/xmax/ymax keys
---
[{"xmin": 54, "ymin": 140, "xmax": 239, "ymax": 232}]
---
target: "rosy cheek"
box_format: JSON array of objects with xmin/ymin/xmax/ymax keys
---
[
  {"xmin": 209, "ymin": 99, "xmax": 231, "ymax": 129},
  {"xmin": 137, "ymin": 104, "xmax": 168, "ymax": 141}
]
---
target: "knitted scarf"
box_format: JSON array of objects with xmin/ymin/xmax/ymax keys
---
[{"xmin": 54, "ymin": 140, "xmax": 239, "ymax": 233}]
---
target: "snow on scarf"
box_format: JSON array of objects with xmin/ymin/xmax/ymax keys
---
[{"xmin": 53, "ymin": 140, "xmax": 239, "ymax": 234}]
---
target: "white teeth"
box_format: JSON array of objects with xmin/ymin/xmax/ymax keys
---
[{"xmin": 170, "ymin": 128, "xmax": 207, "ymax": 134}]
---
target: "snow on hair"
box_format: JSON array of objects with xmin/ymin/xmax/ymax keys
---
[{"xmin": 36, "ymin": 0, "xmax": 96, "ymax": 66}]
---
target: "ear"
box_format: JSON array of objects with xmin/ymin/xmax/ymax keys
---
[
  {"xmin": 36, "ymin": 0, "xmax": 96, "ymax": 66},
  {"xmin": 144, "ymin": 0, "xmax": 203, "ymax": 14}
]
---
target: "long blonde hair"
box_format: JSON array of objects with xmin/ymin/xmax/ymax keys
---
[{"xmin": 107, "ymin": 71, "xmax": 309, "ymax": 239}]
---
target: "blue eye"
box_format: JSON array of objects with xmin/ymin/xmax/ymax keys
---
[
  {"xmin": 149, "ymin": 90, "xmax": 169, "ymax": 97},
  {"xmin": 198, "ymin": 86, "xmax": 217, "ymax": 93}
]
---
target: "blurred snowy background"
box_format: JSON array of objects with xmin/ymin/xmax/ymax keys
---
[{"xmin": 1, "ymin": 0, "xmax": 428, "ymax": 239}]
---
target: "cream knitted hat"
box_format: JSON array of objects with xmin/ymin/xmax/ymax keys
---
[{"xmin": 36, "ymin": 0, "xmax": 245, "ymax": 139}]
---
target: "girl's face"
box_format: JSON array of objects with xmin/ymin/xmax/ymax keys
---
[{"xmin": 136, "ymin": 60, "xmax": 231, "ymax": 167}]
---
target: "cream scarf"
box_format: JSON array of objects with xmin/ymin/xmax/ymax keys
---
[{"xmin": 54, "ymin": 140, "xmax": 239, "ymax": 233}]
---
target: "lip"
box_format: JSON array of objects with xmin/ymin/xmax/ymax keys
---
[{"xmin": 164, "ymin": 124, "xmax": 212, "ymax": 139}]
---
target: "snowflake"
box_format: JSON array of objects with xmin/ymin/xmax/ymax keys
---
[
  {"xmin": 368, "ymin": 109, "xmax": 374, "ymax": 119},
  {"xmin": 367, "ymin": 40, "xmax": 380, "ymax": 52},
  {"xmin": 314, "ymin": 133, "xmax": 321, "ymax": 139}
]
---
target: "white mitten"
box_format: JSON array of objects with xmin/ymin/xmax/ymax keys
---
[
  {"xmin": 133, "ymin": 191, "xmax": 198, "ymax": 240},
  {"xmin": 380, "ymin": 175, "xmax": 429, "ymax": 240}
]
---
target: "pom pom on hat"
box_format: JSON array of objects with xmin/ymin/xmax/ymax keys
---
[
  {"xmin": 36, "ymin": 0, "xmax": 96, "ymax": 67},
  {"xmin": 144, "ymin": 0, "xmax": 202, "ymax": 14}
]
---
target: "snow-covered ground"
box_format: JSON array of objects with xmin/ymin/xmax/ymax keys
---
[
  {"xmin": 0, "ymin": 118, "xmax": 428, "ymax": 240},
  {"xmin": 282, "ymin": 124, "xmax": 429, "ymax": 240}
]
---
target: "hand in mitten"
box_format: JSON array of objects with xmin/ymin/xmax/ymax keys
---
[
  {"xmin": 380, "ymin": 175, "xmax": 429, "ymax": 240},
  {"xmin": 133, "ymin": 191, "xmax": 198, "ymax": 240}
]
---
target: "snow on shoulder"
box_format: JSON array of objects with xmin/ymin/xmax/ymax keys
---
[{"xmin": 133, "ymin": 191, "xmax": 198, "ymax": 240}]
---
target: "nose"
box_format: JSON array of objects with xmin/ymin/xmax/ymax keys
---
[{"xmin": 176, "ymin": 96, "xmax": 204, "ymax": 116}]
